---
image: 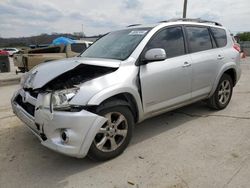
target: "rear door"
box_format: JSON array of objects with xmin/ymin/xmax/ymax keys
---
[
  {"xmin": 210, "ymin": 27, "xmax": 229, "ymax": 67},
  {"xmin": 184, "ymin": 25, "xmax": 223, "ymax": 99},
  {"xmin": 140, "ymin": 26, "xmax": 192, "ymax": 115}
]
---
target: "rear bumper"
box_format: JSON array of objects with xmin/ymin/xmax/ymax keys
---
[{"xmin": 11, "ymin": 89, "xmax": 106, "ymax": 158}]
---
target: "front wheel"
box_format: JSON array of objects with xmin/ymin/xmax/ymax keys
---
[
  {"xmin": 88, "ymin": 104, "xmax": 134, "ymax": 161},
  {"xmin": 207, "ymin": 74, "xmax": 233, "ymax": 110}
]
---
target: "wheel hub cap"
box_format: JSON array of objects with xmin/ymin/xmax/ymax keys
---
[{"xmin": 107, "ymin": 126, "xmax": 116, "ymax": 137}]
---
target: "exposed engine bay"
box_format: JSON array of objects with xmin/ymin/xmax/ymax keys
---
[{"xmin": 42, "ymin": 64, "xmax": 117, "ymax": 90}]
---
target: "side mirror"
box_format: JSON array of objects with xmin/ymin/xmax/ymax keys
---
[{"xmin": 143, "ymin": 48, "xmax": 166, "ymax": 63}]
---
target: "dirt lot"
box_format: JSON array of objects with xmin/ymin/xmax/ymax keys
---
[{"xmin": 0, "ymin": 59, "xmax": 250, "ymax": 188}]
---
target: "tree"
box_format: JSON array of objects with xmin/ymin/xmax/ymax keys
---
[{"xmin": 237, "ymin": 32, "xmax": 250, "ymax": 41}]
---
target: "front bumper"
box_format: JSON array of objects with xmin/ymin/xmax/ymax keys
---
[{"xmin": 11, "ymin": 89, "xmax": 106, "ymax": 158}]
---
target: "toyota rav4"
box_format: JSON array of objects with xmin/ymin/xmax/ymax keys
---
[{"xmin": 11, "ymin": 18, "xmax": 241, "ymax": 161}]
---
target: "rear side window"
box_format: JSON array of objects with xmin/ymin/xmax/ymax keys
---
[
  {"xmin": 186, "ymin": 26, "xmax": 212, "ymax": 53},
  {"xmin": 71, "ymin": 43, "xmax": 87, "ymax": 53},
  {"xmin": 210, "ymin": 27, "xmax": 227, "ymax": 47},
  {"xmin": 146, "ymin": 27, "xmax": 185, "ymax": 58}
]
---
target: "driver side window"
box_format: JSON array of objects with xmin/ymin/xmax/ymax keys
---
[{"xmin": 146, "ymin": 26, "xmax": 186, "ymax": 58}]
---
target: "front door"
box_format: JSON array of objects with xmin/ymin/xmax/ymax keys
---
[{"xmin": 140, "ymin": 26, "xmax": 192, "ymax": 115}]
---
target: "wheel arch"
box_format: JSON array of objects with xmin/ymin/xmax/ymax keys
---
[
  {"xmin": 87, "ymin": 87, "xmax": 144, "ymax": 123},
  {"xmin": 224, "ymin": 68, "xmax": 236, "ymax": 86},
  {"xmin": 209, "ymin": 64, "xmax": 237, "ymax": 97}
]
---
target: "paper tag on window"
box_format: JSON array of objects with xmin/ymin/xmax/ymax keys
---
[{"xmin": 129, "ymin": 30, "xmax": 148, "ymax": 35}]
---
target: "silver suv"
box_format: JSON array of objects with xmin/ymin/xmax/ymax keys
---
[{"xmin": 11, "ymin": 19, "xmax": 241, "ymax": 161}]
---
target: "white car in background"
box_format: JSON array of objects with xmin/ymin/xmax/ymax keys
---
[{"xmin": 2, "ymin": 48, "xmax": 19, "ymax": 57}]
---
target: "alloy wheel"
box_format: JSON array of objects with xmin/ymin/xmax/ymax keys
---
[
  {"xmin": 218, "ymin": 80, "xmax": 231, "ymax": 105},
  {"xmin": 94, "ymin": 112, "xmax": 128, "ymax": 152}
]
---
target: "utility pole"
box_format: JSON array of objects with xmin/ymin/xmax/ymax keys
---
[
  {"xmin": 183, "ymin": 0, "xmax": 188, "ymax": 18},
  {"xmin": 81, "ymin": 24, "xmax": 84, "ymax": 38}
]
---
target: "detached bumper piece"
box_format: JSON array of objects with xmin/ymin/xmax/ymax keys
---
[{"xmin": 15, "ymin": 94, "xmax": 35, "ymax": 116}]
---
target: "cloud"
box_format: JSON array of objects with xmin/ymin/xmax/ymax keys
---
[
  {"xmin": 10, "ymin": 0, "xmax": 34, "ymax": 10},
  {"xmin": 0, "ymin": 0, "xmax": 249, "ymax": 37},
  {"xmin": 142, "ymin": 15, "xmax": 166, "ymax": 23},
  {"xmin": 69, "ymin": 12, "xmax": 119, "ymax": 28},
  {"xmin": 123, "ymin": 0, "xmax": 141, "ymax": 9},
  {"xmin": 0, "ymin": 0, "xmax": 63, "ymax": 23}
]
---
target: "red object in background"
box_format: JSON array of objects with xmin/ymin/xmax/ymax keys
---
[{"xmin": 0, "ymin": 50, "xmax": 9, "ymax": 56}]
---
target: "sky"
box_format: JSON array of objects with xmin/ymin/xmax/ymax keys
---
[{"xmin": 0, "ymin": 0, "xmax": 250, "ymax": 38}]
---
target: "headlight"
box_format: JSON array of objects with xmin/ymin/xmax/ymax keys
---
[{"xmin": 51, "ymin": 88, "xmax": 79, "ymax": 110}]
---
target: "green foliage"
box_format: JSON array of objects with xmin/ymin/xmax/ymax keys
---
[{"xmin": 237, "ymin": 32, "xmax": 250, "ymax": 41}]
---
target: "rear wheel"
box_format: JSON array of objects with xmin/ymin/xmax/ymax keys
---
[
  {"xmin": 88, "ymin": 103, "xmax": 134, "ymax": 161},
  {"xmin": 207, "ymin": 74, "xmax": 233, "ymax": 110}
]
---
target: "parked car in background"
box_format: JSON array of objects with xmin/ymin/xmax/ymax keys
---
[
  {"xmin": 11, "ymin": 18, "xmax": 241, "ymax": 161},
  {"xmin": 13, "ymin": 40, "xmax": 93, "ymax": 73},
  {"xmin": 0, "ymin": 50, "xmax": 9, "ymax": 56},
  {"xmin": 2, "ymin": 48, "xmax": 19, "ymax": 57}
]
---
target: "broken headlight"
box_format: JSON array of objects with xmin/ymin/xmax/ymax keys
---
[{"xmin": 51, "ymin": 88, "xmax": 79, "ymax": 110}]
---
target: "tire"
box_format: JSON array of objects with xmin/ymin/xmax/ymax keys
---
[
  {"xmin": 87, "ymin": 102, "xmax": 134, "ymax": 161},
  {"xmin": 207, "ymin": 74, "xmax": 233, "ymax": 110}
]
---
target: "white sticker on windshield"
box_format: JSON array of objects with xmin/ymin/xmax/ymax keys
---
[{"xmin": 129, "ymin": 30, "xmax": 148, "ymax": 35}]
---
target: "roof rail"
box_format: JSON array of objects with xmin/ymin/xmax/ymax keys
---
[
  {"xmin": 127, "ymin": 24, "xmax": 141, "ymax": 27},
  {"xmin": 160, "ymin": 18, "xmax": 222, "ymax": 26}
]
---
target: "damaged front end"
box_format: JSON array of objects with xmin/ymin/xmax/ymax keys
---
[
  {"xmin": 12, "ymin": 89, "xmax": 107, "ymax": 157},
  {"xmin": 11, "ymin": 59, "xmax": 119, "ymax": 158}
]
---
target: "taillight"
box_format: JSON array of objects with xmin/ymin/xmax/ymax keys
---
[{"xmin": 233, "ymin": 44, "xmax": 241, "ymax": 52}]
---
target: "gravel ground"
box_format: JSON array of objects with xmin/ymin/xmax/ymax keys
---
[{"xmin": 0, "ymin": 59, "xmax": 250, "ymax": 188}]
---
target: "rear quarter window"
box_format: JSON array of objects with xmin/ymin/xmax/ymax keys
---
[{"xmin": 210, "ymin": 27, "xmax": 227, "ymax": 47}]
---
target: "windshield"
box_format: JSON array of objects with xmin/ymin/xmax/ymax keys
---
[{"xmin": 81, "ymin": 28, "xmax": 151, "ymax": 60}]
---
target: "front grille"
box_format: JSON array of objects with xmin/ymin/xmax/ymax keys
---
[{"xmin": 15, "ymin": 95, "xmax": 35, "ymax": 116}]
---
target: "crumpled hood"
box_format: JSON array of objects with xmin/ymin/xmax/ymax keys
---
[{"xmin": 24, "ymin": 57, "xmax": 121, "ymax": 89}]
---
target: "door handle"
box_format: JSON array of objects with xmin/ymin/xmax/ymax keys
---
[
  {"xmin": 217, "ymin": 55, "xmax": 224, "ymax": 60},
  {"xmin": 182, "ymin": 62, "xmax": 191, "ymax": 68}
]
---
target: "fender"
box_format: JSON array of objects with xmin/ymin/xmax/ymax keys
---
[
  {"xmin": 209, "ymin": 62, "xmax": 237, "ymax": 97},
  {"xmin": 87, "ymin": 84, "xmax": 144, "ymax": 122},
  {"xmin": 78, "ymin": 114, "xmax": 107, "ymax": 158}
]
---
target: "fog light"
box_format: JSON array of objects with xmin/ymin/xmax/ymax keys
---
[{"xmin": 61, "ymin": 130, "xmax": 69, "ymax": 143}]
